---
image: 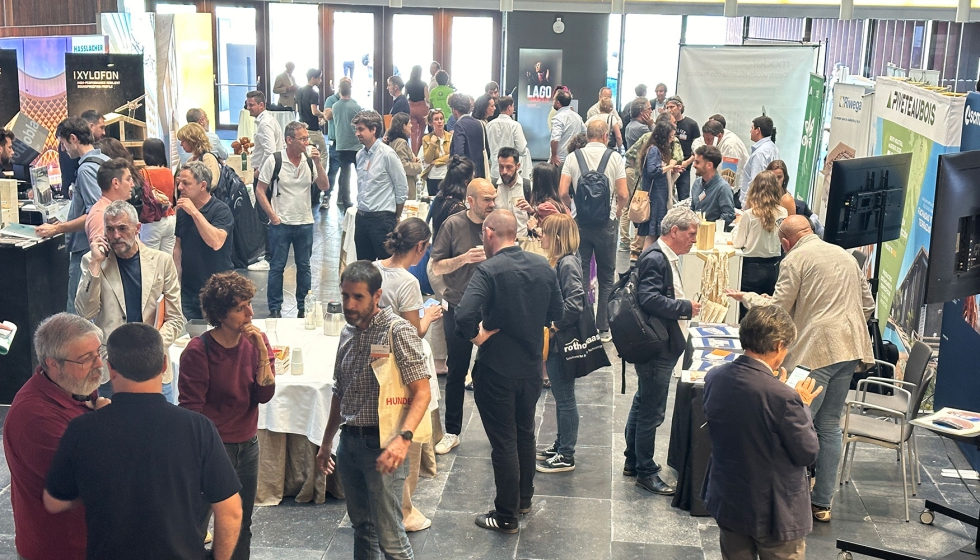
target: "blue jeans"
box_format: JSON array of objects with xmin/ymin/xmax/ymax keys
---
[
  {"xmin": 267, "ymin": 223, "xmax": 314, "ymax": 314},
  {"xmin": 162, "ymin": 382, "xmax": 174, "ymax": 404},
  {"xmin": 66, "ymin": 251, "xmax": 84, "ymax": 314},
  {"xmin": 202, "ymin": 435, "xmax": 259, "ymax": 560},
  {"xmin": 546, "ymin": 354, "xmax": 578, "ymax": 458},
  {"xmin": 624, "ymin": 355, "xmax": 676, "ymax": 478},
  {"xmin": 337, "ymin": 430, "xmax": 413, "ymax": 560},
  {"xmin": 808, "ymin": 359, "xmax": 859, "ymax": 508}
]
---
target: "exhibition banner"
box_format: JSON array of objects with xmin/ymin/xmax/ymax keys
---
[
  {"xmin": 795, "ymin": 73, "xmax": 824, "ymax": 202},
  {"xmin": 934, "ymin": 90, "xmax": 980, "ymax": 470},
  {"xmin": 676, "ymin": 45, "xmax": 818, "ymax": 192},
  {"xmin": 65, "ymin": 53, "xmax": 146, "ymax": 122},
  {"xmin": 102, "ymin": 13, "xmax": 160, "ymax": 143},
  {"xmin": 517, "ymin": 49, "xmax": 562, "ymax": 160},
  {"xmin": 873, "ymin": 77, "xmax": 963, "ymax": 350},
  {"xmin": 0, "ymin": 35, "xmax": 106, "ymax": 167},
  {"xmin": 814, "ymin": 82, "xmax": 874, "ymax": 224},
  {"xmin": 0, "ymin": 50, "xmax": 20, "ymax": 129}
]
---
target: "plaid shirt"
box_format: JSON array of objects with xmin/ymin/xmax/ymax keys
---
[{"xmin": 333, "ymin": 307, "xmax": 429, "ymax": 427}]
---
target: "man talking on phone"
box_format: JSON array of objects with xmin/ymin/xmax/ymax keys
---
[
  {"xmin": 75, "ymin": 201, "xmax": 183, "ymax": 401},
  {"xmin": 255, "ymin": 121, "xmax": 330, "ymax": 319}
]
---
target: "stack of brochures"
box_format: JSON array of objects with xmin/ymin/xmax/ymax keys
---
[{"xmin": 682, "ymin": 324, "xmax": 743, "ymax": 383}]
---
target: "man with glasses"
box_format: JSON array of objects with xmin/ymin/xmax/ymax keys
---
[
  {"xmin": 255, "ymin": 121, "xmax": 329, "ymax": 319},
  {"xmin": 75, "ymin": 201, "xmax": 184, "ymax": 401},
  {"xmin": 4, "ymin": 313, "xmax": 110, "ymax": 560},
  {"xmin": 430, "ymin": 179, "xmax": 496, "ymax": 455},
  {"xmin": 352, "ymin": 110, "xmax": 407, "ymax": 262}
]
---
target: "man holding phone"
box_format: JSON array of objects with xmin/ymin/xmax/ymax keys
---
[
  {"xmin": 255, "ymin": 121, "xmax": 330, "ymax": 319},
  {"xmin": 493, "ymin": 147, "xmax": 532, "ymax": 238}
]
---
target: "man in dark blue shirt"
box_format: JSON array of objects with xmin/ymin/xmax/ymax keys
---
[
  {"xmin": 43, "ymin": 323, "xmax": 243, "ymax": 560},
  {"xmin": 387, "ymin": 75, "xmax": 410, "ymax": 116},
  {"xmin": 455, "ymin": 209, "xmax": 563, "ymax": 533}
]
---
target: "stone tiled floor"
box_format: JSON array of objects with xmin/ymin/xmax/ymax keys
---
[{"xmin": 1, "ymin": 205, "xmax": 980, "ymax": 559}]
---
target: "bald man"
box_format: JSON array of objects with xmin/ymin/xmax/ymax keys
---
[
  {"xmin": 454, "ymin": 209, "xmax": 563, "ymax": 533},
  {"xmin": 727, "ymin": 214, "xmax": 875, "ymax": 523},
  {"xmin": 430, "ymin": 179, "xmax": 497, "ymax": 456}
]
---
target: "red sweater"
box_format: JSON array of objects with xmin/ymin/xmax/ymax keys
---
[
  {"xmin": 3, "ymin": 369, "xmax": 92, "ymax": 559},
  {"xmin": 177, "ymin": 332, "xmax": 276, "ymax": 443}
]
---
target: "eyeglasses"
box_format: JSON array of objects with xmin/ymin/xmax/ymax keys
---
[
  {"xmin": 61, "ymin": 345, "xmax": 107, "ymax": 367},
  {"xmin": 480, "ymin": 225, "xmax": 496, "ymax": 241}
]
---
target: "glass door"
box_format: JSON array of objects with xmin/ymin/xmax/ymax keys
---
[
  {"xmin": 215, "ymin": 5, "xmax": 257, "ymax": 127},
  {"xmin": 450, "ymin": 16, "xmax": 494, "ymax": 97},
  {"xmin": 391, "ymin": 14, "xmax": 434, "ymax": 82},
  {"xmin": 333, "ymin": 12, "xmax": 377, "ymax": 110},
  {"xmin": 270, "ymin": 3, "xmax": 320, "ymax": 84}
]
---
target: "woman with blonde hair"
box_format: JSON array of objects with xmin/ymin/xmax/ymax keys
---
[
  {"xmin": 536, "ymin": 213, "xmax": 586, "ymax": 473},
  {"xmin": 177, "ymin": 122, "xmax": 221, "ymax": 192},
  {"xmin": 731, "ymin": 170, "xmax": 788, "ymax": 318},
  {"xmin": 422, "ymin": 108, "xmax": 453, "ymax": 197}
]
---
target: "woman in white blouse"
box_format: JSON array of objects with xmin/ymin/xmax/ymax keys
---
[{"xmin": 731, "ymin": 170, "xmax": 787, "ymax": 319}]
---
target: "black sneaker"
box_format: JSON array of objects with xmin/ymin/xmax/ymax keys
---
[
  {"xmin": 297, "ymin": 310, "xmax": 306, "ymax": 319},
  {"xmin": 536, "ymin": 443, "xmax": 558, "ymax": 461},
  {"xmin": 536, "ymin": 453, "xmax": 575, "ymax": 473},
  {"xmin": 475, "ymin": 510, "xmax": 518, "ymax": 534},
  {"xmin": 465, "ymin": 382, "xmax": 474, "ymax": 391},
  {"xmin": 268, "ymin": 310, "xmax": 282, "ymax": 319}
]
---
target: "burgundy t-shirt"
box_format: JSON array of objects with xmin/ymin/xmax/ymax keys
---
[
  {"xmin": 177, "ymin": 331, "xmax": 276, "ymax": 443},
  {"xmin": 3, "ymin": 369, "xmax": 93, "ymax": 559}
]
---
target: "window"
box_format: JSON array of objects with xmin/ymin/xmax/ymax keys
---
[
  {"xmin": 269, "ymin": 4, "xmax": 320, "ymax": 89},
  {"xmin": 621, "ymin": 15, "xmax": 682, "ymax": 100},
  {"xmin": 608, "ymin": 14, "xmax": 622, "ymax": 107},
  {"xmin": 685, "ymin": 16, "xmax": 730, "ymax": 45},
  {"xmin": 155, "ymin": 3, "xmax": 196, "ymax": 14},
  {"xmin": 392, "ymin": 14, "xmax": 434, "ymax": 82},
  {"xmin": 451, "ymin": 17, "xmax": 494, "ymax": 97},
  {"xmin": 333, "ymin": 12, "xmax": 376, "ymax": 109},
  {"xmin": 215, "ymin": 6, "xmax": 257, "ymax": 126}
]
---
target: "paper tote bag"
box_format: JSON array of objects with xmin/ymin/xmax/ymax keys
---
[
  {"xmin": 372, "ymin": 327, "xmax": 433, "ymax": 446},
  {"xmin": 557, "ymin": 310, "xmax": 610, "ymax": 378}
]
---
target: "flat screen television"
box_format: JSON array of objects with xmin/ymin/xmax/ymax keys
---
[
  {"xmin": 925, "ymin": 151, "xmax": 980, "ymax": 304},
  {"xmin": 824, "ymin": 153, "xmax": 911, "ymax": 250}
]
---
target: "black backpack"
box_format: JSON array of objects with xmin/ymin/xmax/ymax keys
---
[
  {"xmin": 269, "ymin": 152, "xmax": 316, "ymax": 208},
  {"xmin": 203, "ymin": 156, "xmax": 264, "ymax": 268},
  {"xmin": 79, "ymin": 155, "xmax": 144, "ymax": 219},
  {"xmin": 573, "ymin": 149, "xmax": 612, "ymax": 228}
]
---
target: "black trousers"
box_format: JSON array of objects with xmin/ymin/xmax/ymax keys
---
[
  {"xmin": 336, "ymin": 150, "xmax": 359, "ymax": 206},
  {"xmin": 473, "ymin": 362, "xmax": 541, "ymax": 523},
  {"xmin": 676, "ymin": 166, "xmax": 692, "ymax": 202},
  {"xmin": 442, "ymin": 304, "xmax": 474, "ymax": 435},
  {"xmin": 353, "ymin": 210, "xmax": 396, "ymax": 262},
  {"xmin": 739, "ymin": 255, "xmax": 781, "ymax": 319}
]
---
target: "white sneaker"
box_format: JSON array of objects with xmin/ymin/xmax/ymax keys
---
[
  {"xmin": 599, "ymin": 330, "xmax": 612, "ymax": 343},
  {"xmin": 434, "ymin": 433, "xmax": 460, "ymax": 455},
  {"xmin": 247, "ymin": 260, "xmax": 270, "ymax": 271}
]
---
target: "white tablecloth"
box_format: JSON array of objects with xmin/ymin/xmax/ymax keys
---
[
  {"xmin": 340, "ymin": 206, "xmax": 358, "ymax": 273},
  {"xmin": 169, "ymin": 318, "xmax": 436, "ymax": 447}
]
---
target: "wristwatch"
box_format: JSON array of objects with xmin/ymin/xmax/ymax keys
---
[{"xmin": 399, "ymin": 430, "xmax": 414, "ymax": 442}]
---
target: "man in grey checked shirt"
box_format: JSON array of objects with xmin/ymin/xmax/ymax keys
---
[{"xmin": 316, "ymin": 260, "xmax": 431, "ymax": 560}]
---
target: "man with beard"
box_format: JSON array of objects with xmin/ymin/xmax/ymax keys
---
[
  {"xmin": 75, "ymin": 201, "xmax": 183, "ymax": 401},
  {"xmin": 0, "ymin": 127, "xmax": 14, "ymax": 173},
  {"xmin": 3, "ymin": 313, "xmax": 110, "ymax": 560},
  {"xmin": 492, "ymin": 147, "xmax": 533, "ymax": 238}
]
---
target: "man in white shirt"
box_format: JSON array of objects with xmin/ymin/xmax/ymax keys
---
[
  {"xmin": 247, "ymin": 90, "xmax": 286, "ymax": 270},
  {"xmin": 586, "ymin": 87, "xmax": 613, "ymax": 119},
  {"xmin": 738, "ymin": 115, "xmax": 780, "ymax": 207},
  {"xmin": 493, "ymin": 147, "xmax": 533, "ymax": 238},
  {"xmin": 255, "ymin": 122, "xmax": 329, "ymax": 318},
  {"xmin": 549, "ymin": 90, "xmax": 585, "ymax": 166},
  {"xmin": 486, "ymin": 97, "xmax": 530, "ymax": 183},
  {"xmin": 558, "ymin": 120, "xmax": 629, "ymax": 341}
]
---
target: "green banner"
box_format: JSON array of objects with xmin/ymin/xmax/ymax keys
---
[{"xmin": 795, "ymin": 73, "xmax": 824, "ymax": 203}]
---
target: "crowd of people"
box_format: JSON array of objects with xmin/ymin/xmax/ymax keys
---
[{"xmin": 0, "ymin": 59, "xmax": 872, "ymax": 560}]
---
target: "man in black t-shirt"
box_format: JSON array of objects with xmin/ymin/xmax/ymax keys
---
[
  {"xmin": 666, "ymin": 96, "xmax": 701, "ymax": 202},
  {"xmin": 296, "ymin": 68, "xmax": 329, "ymax": 207},
  {"xmin": 44, "ymin": 323, "xmax": 243, "ymax": 560},
  {"xmin": 174, "ymin": 161, "xmax": 234, "ymax": 319}
]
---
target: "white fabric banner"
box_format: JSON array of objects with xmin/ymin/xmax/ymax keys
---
[
  {"xmin": 874, "ymin": 76, "xmax": 965, "ymax": 148},
  {"xmin": 828, "ymin": 82, "xmax": 874, "ymax": 159},
  {"xmin": 676, "ymin": 46, "xmax": 818, "ymax": 187}
]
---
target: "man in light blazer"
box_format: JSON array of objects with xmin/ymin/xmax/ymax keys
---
[
  {"xmin": 75, "ymin": 201, "xmax": 184, "ymax": 402},
  {"xmin": 273, "ymin": 62, "xmax": 298, "ymax": 110},
  {"xmin": 702, "ymin": 306, "xmax": 822, "ymax": 560},
  {"xmin": 727, "ymin": 214, "xmax": 875, "ymax": 523}
]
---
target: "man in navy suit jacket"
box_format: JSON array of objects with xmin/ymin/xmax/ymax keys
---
[{"xmin": 702, "ymin": 306, "xmax": 822, "ymax": 559}]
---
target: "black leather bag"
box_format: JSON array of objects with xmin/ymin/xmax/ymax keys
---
[{"xmin": 607, "ymin": 268, "xmax": 674, "ymax": 364}]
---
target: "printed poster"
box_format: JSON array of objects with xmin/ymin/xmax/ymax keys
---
[
  {"xmin": 517, "ymin": 49, "xmax": 562, "ymax": 160},
  {"xmin": 719, "ymin": 157, "xmax": 739, "ymax": 188},
  {"xmin": 795, "ymin": 73, "xmax": 824, "ymax": 202},
  {"xmin": 65, "ymin": 53, "xmax": 146, "ymax": 122}
]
